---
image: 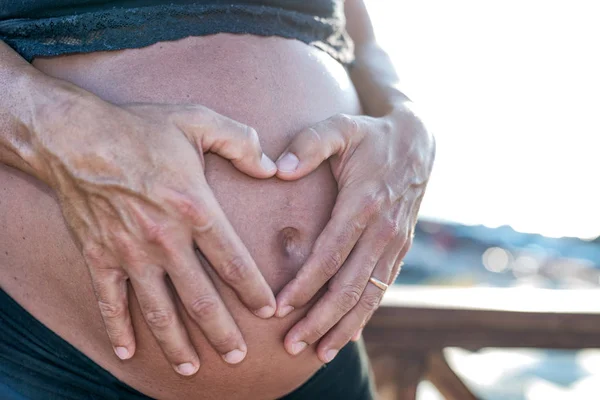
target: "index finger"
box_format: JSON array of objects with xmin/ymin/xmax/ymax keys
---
[
  {"xmin": 275, "ymin": 191, "xmax": 379, "ymax": 317},
  {"xmin": 191, "ymin": 188, "xmax": 276, "ymax": 318},
  {"xmin": 167, "ymin": 246, "xmax": 248, "ymax": 364}
]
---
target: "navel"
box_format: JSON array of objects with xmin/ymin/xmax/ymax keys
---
[{"xmin": 279, "ymin": 227, "xmax": 305, "ymax": 261}]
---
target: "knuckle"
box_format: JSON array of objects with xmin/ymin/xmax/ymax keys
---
[
  {"xmin": 219, "ymin": 256, "xmax": 249, "ymax": 283},
  {"xmin": 188, "ymin": 295, "xmax": 220, "ymax": 321},
  {"xmin": 380, "ymin": 219, "xmax": 401, "ymax": 242},
  {"xmin": 226, "ymin": 125, "xmax": 260, "ymax": 160},
  {"xmin": 98, "ymin": 300, "xmax": 126, "ymax": 320},
  {"xmin": 359, "ymin": 293, "xmax": 382, "ymax": 312},
  {"xmin": 144, "ymin": 308, "xmax": 175, "ymax": 330},
  {"xmin": 359, "ymin": 195, "xmax": 383, "ymax": 221},
  {"xmin": 175, "ymin": 196, "xmax": 213, "ymax": 228},
  {"xmin": 291, "ymin": 127, "xmax": 324, "ymax": 159},
  {"xmin": 123, "ymin": 262, "xmax": 150, "ymax": 277},
  {"xmin": 243, "ymin": 126, "xmax": 260, "ymax": 150},
  {"xmin": 303, "ymin": 127, "xmax": 323, "ymax": 148},
  {"xmin": 113, "ymin": 235, "xmax": 143, "ymax": 264},
  {"xmin": 91, "ymin": 270, "xmax": 128, "ymax": 299},
  {"xmin": 82, "ymin": 244, "xmax": 106, "ymax": 265},
  {"xmin": 320, "ymin": 250, "xmax": 344, "ymax": 279},
  {"xmin": 334, "ymin": 113, "xmax": 359, "ymax": 136},
  {"xmin": 143, "ymin": 222, "xmax": 170, "ymax": 245},
  {"xmin": 329, "ymin": 213, "xmax": 365, "ymax": 242},
  {"xmin": 210, "ymin": 329, "xmax": 239, "ymax": 349},
  {"xmin": 335, "ymin": 284, "xmax": 363, "ymax": 310}
]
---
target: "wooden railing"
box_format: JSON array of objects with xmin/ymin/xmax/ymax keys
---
[{"xmin": 363, "ymin": 286, "xmax": 600, "ymax": 399}]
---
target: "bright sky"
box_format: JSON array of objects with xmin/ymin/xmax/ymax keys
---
[{"xmin": 366, "ymin": 0, "xmax": 600, "ymax": 239}]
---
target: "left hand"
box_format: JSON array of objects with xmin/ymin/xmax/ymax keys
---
[{"xmin": 273, "ymin": 103, "xmax": 435, "ymax": 363}]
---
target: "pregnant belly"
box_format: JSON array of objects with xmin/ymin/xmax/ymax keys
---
[{"xmin": 0, "ymin": 34, "xmax": 360, "ymax": 400}]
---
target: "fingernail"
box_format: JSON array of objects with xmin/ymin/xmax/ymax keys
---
[
  {"xmin": 114, "ymin": 346, "xmax": 130, "ymax": 360},
  {"xmin": 223, "ymin": 349, "xmax": 246, "ymax": 364},
  {"xmin": 260, "ymin": 153, "xmax": 277, "ymax": 172},
  {"xmin": 176, "ymin": 362, "xmax": 197, "ymax": 376},
  {"xmin": 255, "ymin": 305, "xmax": 275, "ymax": 319},
  {"xmin": 324, "ymin": 349, "xmax": 338, "ymax": 363},
  {"xmin": 277, "ymin": 305, "xmax": 295, "ymax": 318},
  {"xmin": 290, "ymin": 341, "xmax": 307, "ymax": 355},
  {"xmin": 276, "ymin": 152, "xmax": 299, "ymax": 173}
]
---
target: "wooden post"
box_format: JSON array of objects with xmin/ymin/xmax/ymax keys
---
[
  {"xmin": 425, "ymin": 351, "xmax": 479, "ymax": 400},
  {"xmin": 364, "ymin": 286, "xmax": 600, "ymax": 400},
  {"xmin": 368, "ymin": 347, "xmax": 426, "ymax": 400}
]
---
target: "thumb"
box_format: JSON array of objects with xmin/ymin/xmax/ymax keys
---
[
  {"xmin": 275, "ymin": 114, "xmax": 357, "ymax": 180},
  {"xmin": 174, "ymin": 106, "xmax": 277, "ymax": 179}
]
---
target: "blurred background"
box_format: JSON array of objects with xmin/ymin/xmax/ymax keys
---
[{"xmin": 364, "ymin": 0, "xmax": 600, "ymax": 398}]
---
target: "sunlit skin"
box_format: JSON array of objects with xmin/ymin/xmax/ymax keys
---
[{"xmin": 0, "ymin": 1, "xmax": 435, "ymax": 398}]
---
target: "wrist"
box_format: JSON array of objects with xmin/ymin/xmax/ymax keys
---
[
  {"xmin": 8, "ymin": 70, "xmax": 94, "ymax": 185},
  {"xmin": 385, "ymin": 102, "xmax": 436, "ymax": 172},
  {"xmin": 0, "ymin": 66, "xmax": 53, "ymax": 181}
]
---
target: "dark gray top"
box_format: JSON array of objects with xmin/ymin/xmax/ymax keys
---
[{"xmin": 0, "ymin": 0, "xmax": 354, "ymax": 64}]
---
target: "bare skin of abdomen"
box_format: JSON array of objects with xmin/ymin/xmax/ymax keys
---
[{"xmin": 0, "ymin": 34, "xmax": 361, "ymax": 400}]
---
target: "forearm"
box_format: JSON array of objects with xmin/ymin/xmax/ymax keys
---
[
  {"xmin": 349, "ymin": 43, "xmax": 409, "ymax": 118},
  {"xmin": 345, "ymin": 0, "xmax": 435, "ymax": 175},
  {"xmin": 0, "ymin": 41, "xmax": 81, "ymax": 183},
  {"xmin": 345, "ymin": 0, "xmax": 410, "ymax": 117}
]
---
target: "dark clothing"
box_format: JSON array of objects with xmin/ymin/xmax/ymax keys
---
[
  {"xmin": 0, "ymin": 0, "xmax": 353, "ymax": 64},
  {"xmin": 0, "ymin": 289, "xmax": 375, "ymax": 400}
]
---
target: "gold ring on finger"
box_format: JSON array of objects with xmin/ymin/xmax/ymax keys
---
[{"xmin": 368, "ymin": 276, "xmax": 389, "ymax": 291}]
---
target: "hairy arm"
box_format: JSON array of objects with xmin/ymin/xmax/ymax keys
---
[{"xmin": 0, "ymin": 41, "xmax": 278, "ymax": 374}]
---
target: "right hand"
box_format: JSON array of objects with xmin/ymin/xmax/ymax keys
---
[{"xmin": 32, "ymin": 90, "xmax": 278, "ymax": 376}]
